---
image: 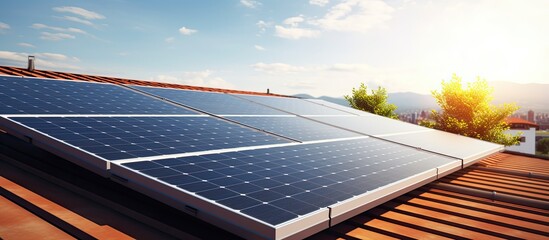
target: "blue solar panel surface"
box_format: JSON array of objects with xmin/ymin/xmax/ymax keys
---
[
  {"xmin": 312, "ymin": 116, "xmax": 432, "ymax": 136},
  {"xmin": 0, "ymin": 76, "xmax": 194, "ymax": 114},
  {"xmin": 304, "ymin": 99, "xmax": 368, "ymax": 116},
  {"xmin": 228, "ymin": 116, "xmax": 360, "ymax": 141},
  {"xmin": 132, "ymin": 86, "xmax": 287, "ymax": 115},
  {"xmin": 10, "ymin": 117, "xmax": 290, "ymax": 160},
  {"xmin": 123, "ymin": 138, "xmax": 456, "ymax": 225},
  {"xmin": 237, "ymin": 95, "xmax": 353, "ymax": 115}
]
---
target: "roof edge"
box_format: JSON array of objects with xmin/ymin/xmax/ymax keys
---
[{"xmin": 0, "ymin": 65, "xmax": 292, "ymax": 98}]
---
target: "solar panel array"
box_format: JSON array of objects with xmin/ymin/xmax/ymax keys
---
[
  {"xmin": 0, "ymin": 75, "xmax": 503, "ymax": 240},
  {"xmin": 133, "ymin": 86, "xmax": 288, "ymax": 115},
  {"xmin": 11, "ymin": 116, "xmax": 289, "ymax": 160},
  {"xmin": 0, "ymin": 76, "xmax": 194, "ymax": 115},
  {"xmin": 119, "ymin": 138, "xmax": 457, "ymax": 226}
]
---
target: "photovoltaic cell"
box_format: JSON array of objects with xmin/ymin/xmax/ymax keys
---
[
  {"xmin": 0, "ymin": 76, "xmax": 194, "ymax": 115},
  {"xmin": 383, "ymin": 130, "xmax": 503, "ymax": 162},
  {"xmin": 131, "ymin": 85, "xmax": 287, "ymax": 115},
  {"xmin": 303, "ymin": 99, "xmax": 368, "ymax": 116},
  {"xmin": 228, "ymin": 116, "xmax": 360, "ymax": 141},
  {"xmin": 122, "ymin": 138, "xmax": 457, "ymax": 225},
  {"xmin": 311, "ymin": 115, "xmax": 434, "ymax": 136},
  {"xmin": 9, "ymin": 116, "xmax": 290, "ymax": 160},
  {"xmin": 237, "ymin": 94, "xmax": 353, "ymax": 115}
]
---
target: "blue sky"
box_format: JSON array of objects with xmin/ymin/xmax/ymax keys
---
[{"xmin": 1, "ymin": 0, "xmax": 548, "ymax": 97}]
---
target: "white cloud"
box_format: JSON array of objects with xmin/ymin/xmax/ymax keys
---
[
  {"xmin": 0, "ymin": 22, "xmax": 9, "ymax": 33},
  {"xmin": 40, "ymin": 32, "xmax": 76, "ymax": 41},
  {"xmin": 256, "ymin": 20, "xmax": 270, "ymax": 31},
  {"xmin": 310, "ymin": 0, "xmax": 329, "ymax": 7},
  {"xmin": 165, "ymin": 37, "xmax": 175, "ymax": 43},
  {"xmin": 0, "ymin": 51, "xmax": 80, "ymax": 70},
  {"xmin": 241, "ymin": 0, "xmax": 261, "ymax": 8},
  {"xmin": 274, "ymin": 25, "xmax": 320, "ymax": 40},
  {"xmin": 283, "ymin": 16, "xmax": 305, "ymax": 27},
  {"xmin": 18, "ymin": 43, "xmax": 35, "ymax": 48},
  {"xmin": 274, "ymin": 15, "xmax": 320, "ymax": 39},
  {"xmin": 248, "ymin": 62, "xmax": 414, "ymax": 97},
  {"xmin": 38, "ymin": 53, "xmax": 69, "ymax": 61},
  {"xmin": 31, "ymin": 23, "xmax": 87, "ymax": 34},
  {"xmin": 61, "ymin": 16, "xmax": 95, "ymax": 26},
  {"xmin": 152, "ymin": 70, "xmax": 234, "ymax": 89},
  {"xmin": 53, "ymin": 6, "xmax": 105, "ymax": 20},
  {"xmin": 272, "ymin": 0, "xmax": 393, "ymax": 40},
  {"xmin": 254, "ymin": 45, "xmax": 266, "ymax": 51},
  {"xmin": 311, "ymin": 0, "xmax": 394, "ymax": 32},
  {"xmin": 252, "ymin": 62, "xmax": 308, "ymax": 74},
  {"xmin": 179, "ymin": 26, "xmax": 197, "ymax": 35},
  {"xmin": 256, "ymin": 20, "xmax": 272, "ymax": 36}
]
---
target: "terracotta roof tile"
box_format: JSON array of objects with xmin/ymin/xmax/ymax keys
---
[
  {"xmin": 0, "ymin": 65, "xmax": 290, "ymax": 97},
  {"xmin": 0, "ymin": 194, "xmax": 74, "ymax": 240},
  {"xmin": 506, "ymin": 117, "xmax": 539, "ymax": 127}
]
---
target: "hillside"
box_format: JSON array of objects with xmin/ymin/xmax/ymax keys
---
[{"xmin": 296, "ymin": 81, "xmax": 549, "ymax": 113}]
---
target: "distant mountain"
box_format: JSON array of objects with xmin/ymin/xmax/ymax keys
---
[
  {"xmin": 491, "ymin": 81, "xmax": 549, "ymax": 112},
  {"xmin": 295, "ymin": 81, "xmax": 549, "ymax": 113}
]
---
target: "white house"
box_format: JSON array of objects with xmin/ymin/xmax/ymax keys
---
[{"xmin": 505, "ymin": 117, "xmax": 539, "ymax": 155}]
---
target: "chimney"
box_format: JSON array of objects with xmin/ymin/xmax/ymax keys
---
[
  {"xmin": 27, "ymin": 56, "xmax": 35, "ymax": 71},
  {"xmin": 267, "ymin": 88, "xmax": 270, "ymax": 94}
]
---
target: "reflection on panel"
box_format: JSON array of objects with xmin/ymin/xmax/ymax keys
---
[
  {"xmin": 228, "ymin": 116, "xmax": 360, "ymax": 141},
  {"xmin": 0, "ymin": 76, "xmax": 194, "ymax": 115},
  {"xmin": 9, "ymin": 116, "xmax": 290, "ymax": 160},
  {"xmin": 133, "ymin": 86, "xmax": 287, "ymax": 115},
  {"xmin": 237, "ymin": 95, "xmax": 353, "ymax": 115}
]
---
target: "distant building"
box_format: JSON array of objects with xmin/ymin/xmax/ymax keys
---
[
  {"xmin": 528, "ymin": 110, "xmax": 534, "ymax": 122},
  {"xmin": 505, "ymin": 117, "xmax": 539, "ymax": 155}
]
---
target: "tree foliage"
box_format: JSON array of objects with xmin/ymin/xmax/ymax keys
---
[
  {"xmin": 420, "ymin": 74, "xmax": 520, "ymax": 146},
  {"xmin": 537, "ymin": 138, "xmax": 549, "ymax": 154},
  {"xmin": 345, "ymin": 83, "xmax": 398, "ymax": 119}
]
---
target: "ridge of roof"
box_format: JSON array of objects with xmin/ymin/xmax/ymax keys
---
[
  {"xmin": 506, "ymin": 117, "xmax": 538, "ymax": 127},
  {"xmin": 0, "ymin": 65, "xmax": 291, "ymax": 98}
]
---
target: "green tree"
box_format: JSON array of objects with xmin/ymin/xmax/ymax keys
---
[
  {"xmin": 345, "ymin": 83, "xmax": 398, "ymax": 119},
  {"xmin": 420, "ymin": 74, "xmax": 520, "ymax": 146},
  {"xmin": 537, "ymin": 138, "xmax": 549, "ymax": 154}
]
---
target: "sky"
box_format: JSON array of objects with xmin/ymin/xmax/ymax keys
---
[{"xmin": 1, "ymin": 0, "xmax": 548, "ymax": 97}]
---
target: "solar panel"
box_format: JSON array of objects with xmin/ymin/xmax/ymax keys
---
[
  {"xmin": 112, "ymin": 137, "xmax": 460, "ymax": 239},
  {"xmin": 303, "ymin": 99, "xmax": 369, "ymax": 116},
  {"xmin": 382, "ymin": 130, "xmax": 503, "ymax": 164},
  {"xmin": 311, "ymin": 116, "xmax": 503, "ymax": 161},
  {"xmin": 6, "ymin": 116, "xmax": 290, "ymax": 161},
  {"xmin": 0, "ymin": 76, "xmax": 194, "ymax": 115},
  {"xmin": 227, "ymin": 116, "xmax": 361, "ymax": 141},
  {"xmin": 131, "ymin": 85, "xmax": 288, "ymax": 115},
  {"xmin": 236, "ymin": 94, "xmax": 353, "ymax": 115},
  {"xmin": 311, "ymin": 115, "xmax": 434, "ymax": 136}
]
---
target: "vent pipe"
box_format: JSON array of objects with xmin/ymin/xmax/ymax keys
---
[{"xmin": 27, "ymin": 56, "xmax": 35, "ymax": 71}]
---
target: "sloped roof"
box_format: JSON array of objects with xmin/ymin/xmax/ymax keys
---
[
  {"xmin": 506, "ymin": 117, "xmax": 539, "ymax": 128},
  {"xmin": 308, "ymin": 152, "xmax": 549, "ymax": 239},
  {"xmin": 1, "ymin": 66, "xmax": 548, "ymax": 239},
  {"xmin": 0, "ymin": 65, "xmax": 287, "ymax": 97}
]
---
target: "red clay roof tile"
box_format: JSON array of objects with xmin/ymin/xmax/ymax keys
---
[{"xmin": 0, "ymin": 65, "xmax": 290, "ymax": 97}]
